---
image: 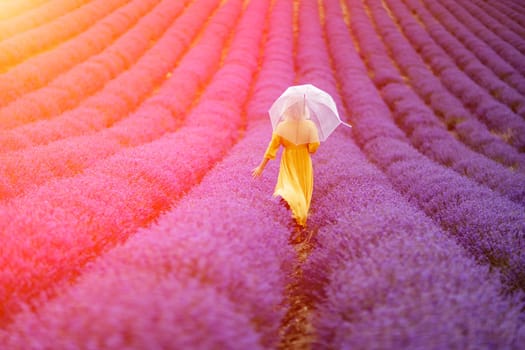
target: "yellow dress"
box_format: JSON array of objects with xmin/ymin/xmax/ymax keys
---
[{"xmin": 264, "ymin": 120, "xmax": 320, "ymax": 226}]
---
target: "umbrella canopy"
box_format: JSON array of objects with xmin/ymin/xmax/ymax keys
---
[{"xmin": 268, "ymin": 84, "xmax": 351, "ymax": 145}]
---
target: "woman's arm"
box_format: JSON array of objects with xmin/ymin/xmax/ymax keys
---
[
  {"xmin": 252, "ymin": 134, "xmax": 280, "ymax": 178},
  {"xmin": 252, "ymin": 157, "xmax": 270, "ymax": 178}
]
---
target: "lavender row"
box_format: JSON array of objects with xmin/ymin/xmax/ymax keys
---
[
  {"xmin": 0, "ymin": 0, "xmax": 128, "ymax": 68},
  {"xmin": 486, "ymin": 0, "xmax": 525, "ymax": 29},
  {"xmin": 370, "ymin": 0, "xmax": 525, "ymax": 150},
  {"xmin": 295, "ymin": 0, "xmax": 342, "ymax": 108},
  {"xmin": 455, "ymin": 0, "xmax": 525, "ymax": 55},
  {"xmin": 365, "ymin": 0, "xmax": 525, "ymax": 201},
  {"xmin": 425, "ymin": 0, "xmax": 525, "ymax": 81},
  {"xmin": 405, "ymin": 0, "xmax": 525, "ymax": 109},
  {"xmin": 402, "ymin": 0, "xmax": 525, "ymax": 104},
  {"xmin": 383, "ymin": 79, "xmax": 525, "ymax": 201},
  {"xmin": 398, "ymin": 0, "xmax": 525, "ymax": 167},
  {"xmin": 505, "ymin": 0, "xmax": 525, "ymax": 11},
  {"xmin": 0, "ymin": 0, "xmax": 213, "ymax": 152},
  {"xmin": 246, "ymin": 0, "xmax": 295, "ymax": 118},
  {"xmin": 0, "ymin": 0, "xmax": 293, "ymax": 341},
  {"xmin": 365, "ymin": 0, "xmax": 525, "ymax": 159},
  {"xmin": 352, "ymin": 0, "xmax": 525, "ymax": 172},
  {"xmin": 0, "ymin": 122, "xmax": 295, "ymax": 350},
  {"xmin": 0, "ymin": 1, "xmax": 293, "ymax": 347},
  {"xmin": 419, "ymin": 0, "xmax": 525, "ymax": 96},
  {"xmin": 339, "ymin": 0, "xmax": 525, "ymax": 292},
  {"xmin": 0, "ymin": 0, "xmax": 47, "ymax": 21},
  {"xmin": 311, "ymin": 214, "xmax": 524, "ymax": 348},
  {"xmin": 0, "ymin": 0, "xmax": 184, "ymax": 134},
  {"xmin": 367, "ymin": 0, "xmax": 525, "ymax": 199},
  {"xmin": 436, "ymin": 0, "xmax": 525, "ymax": 76},
  {"xmin": 0, "ymin": 0, "xmax": 236, "ymax": 202},
  {"xmin": 471, "ymin": 0, "xmax": 525, "ymax": 39},
  {"xmin": 384, "ymin": 0, "xmax": 525, "ymax": 197},
  {"xmin": 383, "ymin": 80, "xmax": 525, "ymax": 203},
  {"xmin": 295, "ymin": 1, "xmax": 524, "ymax": 348},
  {"xmin": 501, "ymin": 0, "xmax": 525, "ymax": 11},
  {"xmin": 307, "ymin": 132, "xmax": 523, "ymax": 349},
  {"xmin": 0, "ymin": 0, "xmax": 86, "ymax": 41},
  {"xmin": 5, "ymin": 280, "xmax": 266, "ymax": 349},
  {"xmin": 0, "ymin": 0, "xmax": 263, "ymax": 324},
  {"xmin": 0, "ymin": 0, "xmax": 149, "ymax": 107}
]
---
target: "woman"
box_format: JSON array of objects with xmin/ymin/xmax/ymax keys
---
[{"xmin": 252, "ymin": 102, "xmax": 320, "ymax": 227}]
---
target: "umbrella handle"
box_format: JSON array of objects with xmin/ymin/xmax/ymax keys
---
[{"xmin": 340, "ymin": 121, "xmax": 352, "ymax": 128}]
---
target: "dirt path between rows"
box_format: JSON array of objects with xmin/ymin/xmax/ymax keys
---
[{"xmin": 278, "ymin": 228, "xmax": 317, "ymax": 350}]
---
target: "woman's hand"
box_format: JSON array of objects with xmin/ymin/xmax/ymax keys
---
[
  {"xmin": 252, "ymin": 165, "xmax": 263, "ymax": 178},
  {"xmin": 252, "ymin": 157, "xmax": 269, "ymax": 179}
]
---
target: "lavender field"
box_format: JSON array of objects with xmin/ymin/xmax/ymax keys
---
[{"xmin": 0, "ymin": 0, "xmax": 524, "ymax": 348}]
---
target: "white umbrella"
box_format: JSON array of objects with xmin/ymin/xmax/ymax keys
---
[{"xmin": 268, "ymin": 84, "xmax": 351, "ymax": 144}]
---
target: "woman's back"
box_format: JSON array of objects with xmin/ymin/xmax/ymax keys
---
[{"xmin": 275, "ymin": 119, "xmax": 319, "ymax": 146}]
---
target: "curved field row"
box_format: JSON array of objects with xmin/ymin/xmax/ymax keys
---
[
  {"xmin": 0, "ymin": 0, "xmax": 48, "ymax": 21},
  {"xmin": 306, "ymin": 2, "xmax": 522, "ymax": 347},
  {"xmin": 454, "ymin": 0, "xmax": 525, "ymax": 55},
  {"xmin": 370, "ymin": 0, "xmax": 525, "ymax": 151},
  {"xmin": 0, "ymin": 0, "xmax": 188, "ymax": 135},
  {"xmin": 0, "ymin": 0, "xmax": 234, "ymax": 201},
  {"xmin": 399, "ymin": 0, "xmax": 525, "ymax": 114},
  {"xmin": 436, "ymin": 0, "xmax": 525, "ymax": 76},
  {"xmin": 486, "ymin": 0, "xmax": 525, "ymax": 29},
  {"xmin": 0, "ymin": 123, "xmax": 292, "ymax": 349},
  {"xmin": 0, "ymin": 0, "xmax": 88, "ymax": 42},
  {"xmin": 341, "ymin": 0, "xmax": 525, "ymax": 293},
  {"xmin": 0, "ymin": 0, "xmax": 131, "ymax": 70},
  {"xmin": 0, "ymin": 0, "xmax": 523, "ymax": 348},
  {"xmin": 358, "ymin": 1, "xmax": 525, "ymax": 172},
  {"xmin": 422, "ymin": 0, "xmax": 525, "ymax": 97},
  {"xmin": 1, "ymin": 1, "xmax": 293, "ymax": 348},
  {"xmin": 0, "ymin": 0, "xmax": 262, "ymax": 325},
  {"xmin": 0, "ymin": 0, "xmax": 155, "ymax": 106},
  {"xmin": 467, "ymin": 0, "xmax": 525, "ymax": 40},
  {"xmin": 347, "ymin": 0, "xmax": 525, "ymax": 204}
]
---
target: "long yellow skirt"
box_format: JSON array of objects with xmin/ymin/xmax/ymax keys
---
[{"xmin": 264, "ymin": 134, "xmax": 319, "ymax": 226}]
